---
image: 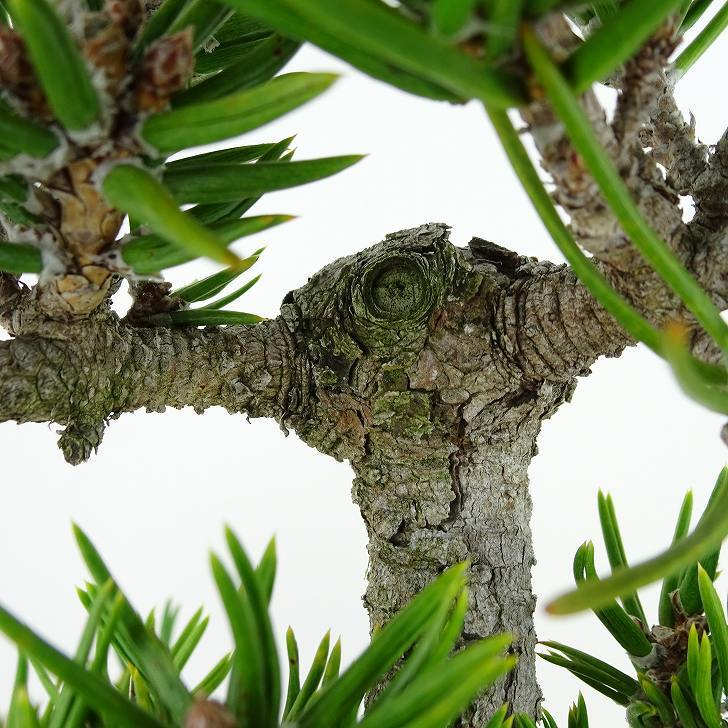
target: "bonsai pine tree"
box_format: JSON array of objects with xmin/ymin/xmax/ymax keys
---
[{"xmin": 1, "ymin": 0, "xmax": 728, "ymax": 724}]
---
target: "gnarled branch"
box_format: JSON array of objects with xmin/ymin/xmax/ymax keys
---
[{"xmin": 0, "ymin": 309, "xmax": 307, "ymax": 463}]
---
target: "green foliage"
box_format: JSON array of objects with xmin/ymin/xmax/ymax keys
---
[
  {"xmin": 176, "ymin": 35, "xmax": 302, "ymax": 105},
  {"xmin": 431, "ymin": 0, "xmax": 479, "ymax": 38},
  {"xmin": 142, "ymin": 235, "xmax": 266, "ymax": 327},
  {"xmin": 0, "ymin": 242, "xmax": 41, "ymax": 274},
  {"xmin": 563, "ymin": 0, "xmax": 685, "ymax": 93},
  {"xmin": 597, "ymin": 492, "xmax": 647, "ymax": 624},
  {"xmin": 673, "ymin": 1, "xmax": 728, "ymax": 78},
  {"xmin": 226, "ymin": 0, "xmax": 525, "ymax": 106},
  {"xmin": 140, "ymin": 73, "xmax": 336, "ymax": 154},
  {"xmin": 566, "ymin": 695, "xmax": 591, "ymax": 728},
  {"xmin": 488, "ymin": 695, "xmax": 592, "ymax": 728},
  {"xmin": 499, "ymin": 4, "xmax": 728, "ymax": 423},
  {"xmin": 572, "ymin": 542, "xmax": 652, "ymax": 657},
  {"xmin": 0, "ymin": 1, "xmax": 362, "ymax": 328},
  {"xmin": 483, "ymin": 0, "xmax": 525, "ymax": 62},
  {"xmin": 0, "ymin": 105, "xmax": 58, "ymax": 158},
  {"xmin": 142, "ymin": 308, "xmax": 264, "ymax": 327},
  {"xmin": 102, "ymin": 164, "xmax": 245, "ymax": 269},
  {"xmin": 540, "ymin": 471, "xmax": 728, "ymax": 727},
  {"xmin": 123, "ymin": 214, "xmax": 291, "ymax": 274},
  {"xmin": 229, "ymin": 0, "xmax": 725, "ymax": 107},
  {"xmin": 681, "ymin": 0, "xmax": 719, "ymax": 30},
  {"xmin": 658, "ymin": 492, "xmax": 694, "ymax": 627},
  {"xmin": 166, "ymin": 2, "xmax": 232, "ymax": 51},
  {"xmin": 0, "ymin": 527, "xmax": 515, "ymax": 727},
  {"xmin": 548, "ymin": 468, "xmax": 728, "ymax": 614},
  {"xmin": 201, "ymin": 274, "xmax": 262, "ymax": 310},
  {"xmin": 163, "ymin": 156, "xmax": 363, "ymax": 205},
  {"xmin": 171, "ymin": 265, "xmax": 254, "ymax": 303}
]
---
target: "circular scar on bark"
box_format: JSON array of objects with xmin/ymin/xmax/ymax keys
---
[
  {"xmin": 362, "ymin": 256, "xmax": 432, "ymax": 323},
  {"xmin": 345, "ymin": 225, "xmax": 457, "ymax": 354}
]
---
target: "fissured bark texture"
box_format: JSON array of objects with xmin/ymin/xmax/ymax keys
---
[
  {"xmin": 279, "ymin": 223, "xmax": 629, "ymax": 718},
  {"xmin": 0, "ymin": 219, "xmax": 718, "ymax": 722}
]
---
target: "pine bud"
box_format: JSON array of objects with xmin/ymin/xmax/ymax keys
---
[
  {"xmin": 83, "ymin": 12, "xmax": 130, "ymax": 97},
  {"xmin": 133, "ymin": 28, "xmax": 194, "ymax": 112},
  {"xmin": 106, "ymin": 0, "xmax": 145, "ymax": 40},
  {"xmin": 0, "ymin": 26, "xmax": 51, "ymax": 119}
]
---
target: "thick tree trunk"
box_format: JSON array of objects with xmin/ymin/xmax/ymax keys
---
[
  {"xmin": 1, "ymin": 209, "xmax": 722, "ymax": 722},
  {"xmin": 3, "ymin": 224, "xmax": 618, "ymax": 721},
  {"xmin": 278, "ymin": 224, "xmax": 631, "ymax": 721},
  {"xmin": 356, "ymin": 418, "xmax": 553, "ymax": 719}
]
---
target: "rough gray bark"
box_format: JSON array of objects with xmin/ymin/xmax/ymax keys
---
[
  {"xmin": 2, "ymin": 15, "xmax": 728, "ymax": 723},
  {"xmin": 278, "ymin": 224, "xmax": 632, "ymax": 718},
  {"xmin": 2, "ymin": 223, "xmax": 621, "ymax": 718},
  {"xmin": 0, "ymin": 217, "xmax": 706, "ymax": 719},
  {"xmin": 0, "ymin": 292, "xmax": 306, "ymax": 464}
]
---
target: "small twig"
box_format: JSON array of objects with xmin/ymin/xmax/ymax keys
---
[{"xmin": 124, "ymin": 278, "xmax": 185, "ymax": 326}]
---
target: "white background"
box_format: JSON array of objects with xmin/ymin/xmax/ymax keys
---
[{"xmin": 1, "ymin": 16, "xmax": 727, "ymax": 726}]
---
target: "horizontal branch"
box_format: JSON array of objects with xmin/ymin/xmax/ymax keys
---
[
  {"xmin": 493, "ymin": 236, "xmax": 728, "ymax": 383},
  {"xmin": 0, "ymin": 311, "xmax": 307, "ymax": 463},
  {"xmin": 690, "ymin": 127, "xmax": 728, "ymax": 230},
  {"xmin": 493, "ymin": 260, "xmax": 630, "ymax": 381}
]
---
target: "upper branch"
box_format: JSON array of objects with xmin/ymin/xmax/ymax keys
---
[
  {"xmin": 512, "ymin": 15, "xmax": 728, "ymax": 373},
  {"xmin": 690, "ymin": 128, "xmax": 728, "ymax": 231},
  {"xmin": 523, "ymin": 16, "xmax": 686, "ymax": 275}
]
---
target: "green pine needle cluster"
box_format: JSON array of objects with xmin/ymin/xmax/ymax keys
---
[
  {"xmin": 0, "ymin": 526, "xmax": 515, "ymax": 728},
  {"xmin": 0, "ymin": 0, "xmax": 360, "ymax": 323},
  {"xmin": 503, "ymin": 693, "xmax": 591, "ymax": 728},
  {"xmin": 541, "ymin": 469, "xmax": 728, "ymax": 727}
]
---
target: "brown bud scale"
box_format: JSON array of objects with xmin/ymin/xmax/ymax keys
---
[
  {"xmin": 0, "ymin": 27, "xmax": 51, "ymax": 119},
  {"xmin": 133, "ymin": 28, "xmax": 194, "ymax": 112}
]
